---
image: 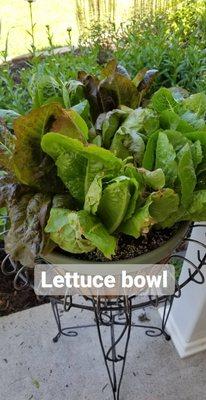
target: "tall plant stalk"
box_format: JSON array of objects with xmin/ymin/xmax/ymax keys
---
[{"xmin": 26, "ymin": 0, "xmax": 36, "ymax": 55}]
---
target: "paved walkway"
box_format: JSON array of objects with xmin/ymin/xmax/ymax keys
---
[{"xmin": 0, "ymin": 302, "xmax": 206, "ymax": 400}]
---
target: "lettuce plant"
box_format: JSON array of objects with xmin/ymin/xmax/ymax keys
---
[{"xmin": 0, "ymin": 60, "xmax": 206, "ymax": 265}]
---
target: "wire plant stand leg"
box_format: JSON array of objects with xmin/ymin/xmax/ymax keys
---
[
  {"xmin": 161, "ymin": 295, "xmax": 174, "ymax": 341},
  {"xmin": 92, "ymin": 297, "xmax": 132, "ymax": 400},
  {"xmin": 51, "ymin": 298, "xmax": 78, "ymax": 342}
]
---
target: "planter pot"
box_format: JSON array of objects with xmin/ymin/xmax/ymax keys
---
[{"xmin": 44, "ymin": 221, "xmax": 190, "ymax": 266}]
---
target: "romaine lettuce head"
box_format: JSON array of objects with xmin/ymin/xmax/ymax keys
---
[
  {"xmin": 45, "ymin": 208, "xmax": 117, "ymax": 258},
  {"xmin": 1, "ymin": 69, "xmax": 206, "ymax": 264},
  {"xmin": 120, "ymin": 189, "xmax": 179, "ymax": 238},
  {"xmin": 96, "ymin": 109, "xmax": 128, "ymax": 149},
  {"xmin": 97, "ymin": 176, "xmax": 137, "ymax": 233},
  {"xmin": 41, "ymin": 132, "xmax": 123, "ymax": 204}
]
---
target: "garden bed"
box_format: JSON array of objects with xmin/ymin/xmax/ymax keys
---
[{"xmin": 0, "ymin": 248, "xmax": 48, "ymax": 316}]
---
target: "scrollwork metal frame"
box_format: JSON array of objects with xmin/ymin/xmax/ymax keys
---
[{"xmin": 1, "ymin": 223, "xmax": 206, "ymax": 400}]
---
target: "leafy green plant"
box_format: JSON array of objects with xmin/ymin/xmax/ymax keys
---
[
  {"xmin": 0, "ymin": 22, "xmax": 14, "ymax": 63},
  {"xmin": 0, "ymin": 61, "xmax": 206, "ymax": 265},
  {"xmin": 1, "ymin": 1, "xmax": 206, "ymax": 114}
]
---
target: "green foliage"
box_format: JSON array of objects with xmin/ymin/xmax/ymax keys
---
[
  {"xmin": 1, "ymin": 1, "xmax": 206, "ymax": 114},
  {"xmin": 0, "ymin": 61, "xmax": 206, "ymax": 263}
]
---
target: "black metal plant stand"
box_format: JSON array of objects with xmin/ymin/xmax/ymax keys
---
[{"xmin": 1, "ymin": 224, "xmax": 206, "ymax": 400}]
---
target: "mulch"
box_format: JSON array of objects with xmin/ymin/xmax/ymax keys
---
[{"xmin": 0, "ymin": 246, "xmax": 49, "ymax": 317}]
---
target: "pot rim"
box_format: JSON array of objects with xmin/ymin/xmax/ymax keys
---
[{"xmin": 43, "ymin": 221, "xmax": 191, "ymax": 265}]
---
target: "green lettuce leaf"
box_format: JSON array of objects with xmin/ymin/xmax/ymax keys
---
[
  {"xmin": 183, "ymin": 93, "xmax": 206, "ymax": 118},
  {"xmin": 78, "ymin": 210, "xmax": 117, "ymax": 258},
  {"xmin": 161, "ymin": 190, "xmax": 206, "ymax": 227},
  {"xmin": 71, "ymin": 100, "xmax": 92, "ymax": 128},
  {"xmin": 124, "ymin": 165, "xmax": 165, "ymax": 190},
  {"xmin": 138, "ymin": 168, "xmax": 165, "ymax": 190},
  {"xmin": 123, "ymin": 178, "xmax": 140, "ymax": 221},
  {"xmin": 169, "ymin": 87, "xmax": 189, "ymax": 102},
  {"xmin": 97, "ymin": 176, "xmax": 132, "ymax": 233},
  {"xmin": 120, "ymin": 189, "xmax": 179, "ymax": 237},
  {"xmin": 184, "ymin": 131, "xmax": 206, "ymax": 147},
  {"xmin": 160, "ymin": 110, "xmax": 194, "ymax": 132},
  {"xmin": 142, "ymin": 131, "xmax": 159, "ymax": 170},
  {"xmin": 65, "ymin": 79, "xmax": 85, "ymax": 106},
  {"xmin": 177, "ymin": 143, "xmax": 197, "ymax": 208},
  {"xmin": 119, "ymin": 197, "xmax": 155, "ymax": 238},
  {"xmin": 41, "ymin": 132, "xmax": 123, "ymax": 203},
  {"xmin": 155, "ymin": 132, "xmax": 177, "ymax": 186},
  {"xmin": 29, "ymin": 74, "xmax": 63, "ymax": 108},
  {"xmin": 191, "ymin": 140, "xmax": 203, "ymax": 169},
  {"xmin": 45, "ymin": 208, "xmax": 95, "ymax": 253},
  {"xmin": 96, "ymin": 109, "xmax": 127, "ymax": 149},
  {"xmin": 84, "ymin": 174, "xmax": 103, "ymax": 214},
  {"xmin": 45, "ymin": 208, "xmax": 117, "ymax": 258},
  {"xmin": 55, "ymin": 152, "xmax": 87, "ymax": 203},
  {"xmin": 149, "ymin": 189, "xmax": 179, "ymax": 223},
  {"xmin": 151, "ymin": 87, "xmax": 180, "ymax": 113},
  {"xmin": 122, "ymin": 107, "xmax": 159, "ymax": 135},
  {"xmin": 196, "ymin": 161, "xmax": 206, "ymax": 190},
  {"xmin": 110, "ymin": 127, "xmax": 145, "ymax": 165},
  {"xmin": 180, "ymin": 111, "xmax": 206, "ymax": 130},
  {"xmin": 163, "ymin": 129, "xmax": 189, "ymax": 152},
  {"xmin": 186, "ymin": 190, "xmax": 206, "ymax": 220}
]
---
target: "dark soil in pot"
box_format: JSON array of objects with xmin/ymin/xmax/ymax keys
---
[{"xmin": 60, "ymin": 223, "xmax": 187, "ymax": 262}]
